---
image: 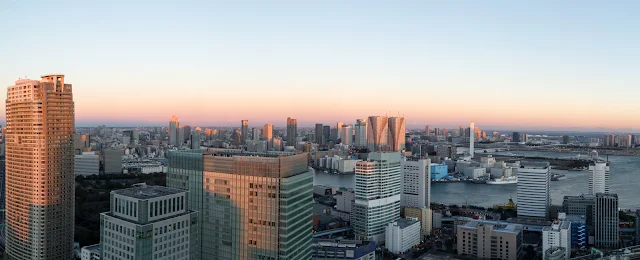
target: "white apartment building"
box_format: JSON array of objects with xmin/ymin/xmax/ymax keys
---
[
  {"xmin": 542, "ymin": 221, "xmax": 571, "ymax": 260},
  {"xmin": 400, "ymin": 158, "xmax": 431, "ymax": 208},
  {"xmin": 100, "ymin": 184, "xmax": 199, "ymax": 260},
  {"xmin": 353, "ymin": 152, "xmax": 402, "ymax": 243},
  {"xmin": 589, "ymin": 162, "xmax": 610, "ymax": 195},
  {"xmin": 386, "ymin": 218, "xmax": 421, "ymax": 255},
  {"xmin": 517, "ymin": 161, "xmax": 551, "ymax": 219},
  {"xmin": 75, "ymin": 152, "xmax": 100, "ymax": 176}
]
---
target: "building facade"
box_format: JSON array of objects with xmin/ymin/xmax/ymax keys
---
[
  {"xmin": 311, "ymin": 239, "xmax": 376, "ymax": 260},
  {"xmin": 286, "ymin": 117, "xmax": 297, "ymax": 146},
  {"xmin": 517, "ymin": 161, "xmax": 551, "ymax": 220},
  {"xmin": 354, "ymin": 119, "xmax": 367, "ymax": 148},
  {"xmin": 167, "ymin": 149, "xmax": 313, "ymax": 260},
  {"xmin": 104, "ymin": 148, "xmax": 123, "ymax": 174},
  {"xmin": 5, "ymin": 75, "xmax": 76, "ymax": 260},
  {"xmin": 191, "ymin": 127, "xmax": 202, "ymax": 150},
  {"xmin": 401, "ymin": 158, "xmax": 430, "ymax": 208},
  {"xmin": 100, "ymin": 185, "xmax": 199, "ymax": 260},
  {"xmin": 75, "ymin": 151, "xmax": 100, "ymax": 176},
  {"xmin": 388, "ymin": 117, "xmax": 406, "ymax": 152},
  {"xmin": 352, "ymin": 152, "xmax": 402, "ymax": 243},
  {"xmin": 589, "ymin": 162, "xmax": 610, "ymax": 195},
  {"xmin": 457, "ymin": 221, "xmax": 523, "ymax": 260},
  {"xmin": 562, "ymin": 194, "xmax": 595, "ymax": 226},
  {"xmin": 81, "ymin": 244, "xmax": 101, "ymax": 260},
  {"xmin": 367, "ymin": 116, "xmax": 389, "ymax": 152},
  {"xmin": 542, "ymin": 221, "xmax": 571, "ymax": 260},
  {"xmin": 594, "ymin": 193, "xmax": 619, "ymax": 249},
  {"xmin": 385, "ymin": 218, "xmax": 421, "ymax": 255},
  {"xmin": 169, "ymin": 115, "xmax": 179, "ymax": 146},
  {"xmin": 341, "ymin": 125, "xmax": 353, "ymax": 145},
  {"xmin": 315, "ymin": 123, "xmax": 324, "ymax": 145},
  {"xmin": 241, "ymin": 120, "xmax": 248, "ymax": 145}
]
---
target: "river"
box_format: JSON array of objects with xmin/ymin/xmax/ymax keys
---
[{"xmin": 313, "ymin": 150, "xmax": 640, "ymax": 209}]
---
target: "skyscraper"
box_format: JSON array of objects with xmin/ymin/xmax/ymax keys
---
[
  {"xmin": 191, "ymin": 127, "xmax": 202, "ymax": 149},
  {"xmin": 251, "ymin": 127, "xmax": 259, "ymax": 141},
  {"xmin": 469, "ymin": 122, "xmax": 475, "ymax": 158},
  {"xmin": 183, "ymin": 125, "xmax": 192, "ymax": 143},
  {"xmin": 177, "ymin": 125, "xmax": 185, "ymax": 146},
  {"xmin": 400, "ymin": 158, "xmax": 431, "ymax": 208},
  {"xmin": 335, "ymin": 122, "xmax": 344, "ymax": 142},
  {"xmin": 459, "ymin": 126, "xmax": 465, "ymax": 138},
  {"xmin": 263, "ymin": 123, "xmax": 273, "ymax": 141},
  {"xmin": 595, "ymin": 193, "xmax": 619, "ymax": 249},
  {"xmin": 388, "ymin": 116, "xmax": 406, "ymax": 152},
  {"xmin": 341, "ymin": 124, "xmax": 353, "ymax": 145},
  {"xmin": 353, "ymin": 152, "xmax": 402, "ymax": 243},
  {"xmin": 367, "ymin": 116, "xmax": 389, "ymax": 152},
  {"xmin": 169, "ymin": 115, "xmax": 179, "ymax": 146},
  {"xmin": 323, "ymin": 125, "xmax": 331, "ymax": 144},
  {"xmin": 315, "ymin": 123, "xmax": 324, "ymax": 144},
  {"xmin": 241, "ymin": 119, "xmax": 249, "ymax": 145},
  {"xmin": 517, "ymin": 161, "xmax": 551, "ymax": 220},
  {"xmin": 355, "ymin": 119, "xmax": 368, "ymax": 148},
  {"xmin": 425, "ymin": 125, "xmax": 431, "ymax": 136},
  {"xmin": 589, "ymin": 162, "xmax": 610, "ymax": 195},
  {"xmin": 603, "ymin": 134, "xmax": 615, "ymax": 147},
  {"xmin": 167, "ymin": 149, "xmax": 313, "ymax": 259},
  {"xmin": 512, "ymin": 132, "xmax": 521, "ymax": 143},
  {"xmin": 286, "ymin": 117, "xmax": 297, "ymax": 146},
  {"xmin": 5, "ymin": 75, "xmax": 75, "ymax": 259}
]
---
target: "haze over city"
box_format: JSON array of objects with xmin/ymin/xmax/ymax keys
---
[{"xmin": 1, "ymin": 1, "xmax": 639, "ymax": 130}]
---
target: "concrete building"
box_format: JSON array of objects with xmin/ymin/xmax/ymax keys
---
[
  {"xmin": 341, "ymin": 124, "xmax": 353, "ymax": 145},
  {"xmin": 544, "ymin": 247, "xmax": 566, "ymax": 260},
  {"xmin": 512, "ymin": 132, "xmax": 521, "ymax": 143},
  {"xmin": 469, "ymin": 122, "xmax": 475, "ymax": 157},
  {"xmin": 5, "ymin": 75, "xmax": 76, "ymax": 260},
  {"xmin": 81, "ymin": 244, "xmax": 101, "ymax": 260},
  {"xmin": 465, "ymin": 167, "xmax": 487, "ymax": 179},
  {"xmin": 99, "ymin": 185, "xmax": 199, "ymax": 260},
  {"xmin": 425, "ymin": 125, "xmax": 430, "ymax": 136},
  {"xmin": 75, "ymin": 151, "xmax": 100, "ymax": 176},
  {"xmin": 404, "ymin": 207, "xmax": 432, "ymax": 238},
  {"xmin": 354, "ymin": 119, "xmax": 368, "ymax": 148},
  {"xmin": 263, "ymin": 123, "xmax": 273, "ymax": 142},
  {"xmin": 562, "ymin": 135, "xmax": 570, "ymax": 144},
  {"xmin": 323, "ymin": 126, "xmax": 331, "ymax": 144},
  {"xmin": 367, "ymin": 116, "xmax": 389, "ymax": 152},
  {"xmin": 542, "ymin": 221, "xmax": 571, "ymax": 260},
  {"xmin": 177, "ymin": 125, "xmax": 185, "ymax": 146},
  {"xmin": 385, "ymin": 218, "xmax": 421, "ymax": 255},
  {"xmin": 335, "ymin": 189, "xmax": 355, "ymax": 220},
  {"xmin": 286, "ymin": 117, "xmax": 297, "ymax": 146},
  {"xmin": 191, "ymin": 127, "xmax": 202, "ymax": 150},
  {"xmin": 457, "ymin": 221, "xmax": 523, "ymax": 260},
  {"xmin": 315, "ymin": 123, "xmax": 324, "ymax": 144},
  {"xmin": 401, "ymin": 158, "xmax": 431, "ymax": 208},
  {"xmin": 241, "ymin": 119, "xmax": 248, "ymax": 145},
  {"xmin": 104, "ymin": 148, "xmax": 123, "ymax": 174},
  {"xmin": 431, "ymin": 163, "xmax": 449, "ymax": 180},
  {"xmin": 595, "ymin": 193, "xmax": 619, "ymax": 249},
  {"xmin": 603, "ymin": 134, "xmax": 615, "ymax": 147},
  {"xmin": 564, "ymin": 215, "xmax": 587, "ymax": 249},
  {"xmin": 563, "ymin": 194, "xmax": 595, "ymax": 226},
  {"xmin": 167, "ymin": 149, "xmax": 313, "ymax": 260},
  {"xmin": 251, "ymin": 127, "xmax": 259, "ymax": 141},
  {"xmin": 169, "ymin": 115, "xmax": 179, "ymax": 146},
  {"xmin": 311, "ymin": 239, "xmax": 376, "ymax": 260},
  {"xmin": 388, "ymin": 116, "xmax": 406, "ymax": 152},
  {"xmin": 517, "ymin": 161, "xmax": 551, "ymax": 220},
  {"xmin": 335, "ymin": 122, "xmax": 344, "ymax": 142},
  {"xmin": 353, "ymin": 152, "xmax": 402, "ymax": 243},
  {"xmin": 589, "ymin": 162, "xmax": 610, "ymax": 195}
]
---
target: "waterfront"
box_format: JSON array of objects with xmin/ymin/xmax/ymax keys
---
[{"xmin": 313, "ymin": 150, "xmax": 640, "ymax": 209}]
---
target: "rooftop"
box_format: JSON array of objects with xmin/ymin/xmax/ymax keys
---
[
  {"xmin": 81, "ymin": 244, "xmax": 100, "ymax": 252},
  {"xmin": 205, "ymin": 148, "xmax": 297, "ymax": 158},
  {"xmin": 392, "ymin": 218, "xmax": 419, "ymax": 229},
  {"xmin": 542, "ymin": 221, "xmax": 571, "ymax": 232},
  {"xmin": 520, "ymin": 161, "xmax": 550, "ymax": 168},
  {"xmin": 112, "ymin": 184, "xmax": 184, "ymax": 200},
  {"xmin": 463, "ymin": 220, "xmax": 522, "ymax": 234}
]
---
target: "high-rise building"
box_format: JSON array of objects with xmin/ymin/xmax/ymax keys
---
[
  {"xmin": 618, "ymin": 135, "xmax": 632, "ymax": 148},
  {"xmin": 589, "ymin": 162, "xmax": 610, "ymax": 195},
  {"xmin": 355, "ymin": 119, "xmax": 368, "ymax": 148},
  {"xmin": 595, "ymin": 193, "xmax": 619, "ymax": 249},
  {"xmin": 512, "ymin": 132, "xmax": 521, "ymax": 143},
  {"xmin": 603, "ymin": 134, "xmax": 615, "ymax": 147},
  {"xmin": 99, "ymin": 184, "xmax": 200, "ymax": 260},
  {"xmin": 425, "ymin": 125, "xmax": 431, "ymax": 136},
  {"xmin": 286, "ymin": 117, "xmax": 297, "ymax": 146},
  {"xmin": 177, "ymin": 125, "xmax": 185, "ymax": 146},
  {"xmin": 459, "ymin": 126, "xmax": 465, "ymax": 138},
  {"xmin": 562, "ymin": 194, "xmax": 595, "ymax": 226},
  {"xmin": 401, "ymin": 158, "xmax": 431, "ymax": 209},
  {"xmin": 183, "ymin": 125, "xmax": 192, "ymax": 143},
  {"xmin": 523, "ymin": 133, "xmax": 529, "ymax": 143},
  {"xmin": 517, "ymin": 161, "xmax": 551, "ymax": 220},
  {"xmin": 5, "ymin": 75, "xmax": 75, "ymax": 259},
  {"xmin": 241, "ymin": 120, "xmax": 249, "ymax": 144},
  {"xmin": 322, "ymin": 125, "xmax": 331, "ymax": 144},
  {"xmin": 341, "ymin": 125, "xmax": 353, "ymax": 145},
  {"xmin": 367, "ymin": 116, "xmax": 389, "ymax": 152},
  {"xmin": 335, "ymin": 122, "xmax": 344, "ymax": 142},
  {"xmin": 167, "ymin": 149, "xmax": 313, "ymax": 260},
  {"xmin": 456, "ymin": 221, "xmax": 523, "ymax": 260},
  {"xmin": 315, "ymin": 123, "xmax": 324, "ymax": 144},
  {"xmin": 434, "ymin": 128, "xmax": 440, "ymax": 136},
  {"xmin": 562, "ymin": 135, "xmax": 570, "ymax": 144},
  {"xmin": 169, "ymin": 115, "xmax": 179, "ymax": 146},
  {"xmin": 469, "ymin": 122, "xmax": 475, "ymax": 158},
  {"xmin": 0, "ymin": 156, "xmax": 5, "ymax": 210},
  {"xmin": 191, "ymin": 127, "xmax": 202, "ymax": 149},
  {"xmin": 542, "ymin": 221, "xmax": 571, "ymax": 260},
  {"xmin": 263, "ymin": 123, "xmax": 273, "ymax": 141},
  {"xmin": 388, "ymin": 117, "xmax": 406, "ymax": 152},
  {"xmin": 353, "ymin": 152, "xmax": 402, "ymax": 243}
]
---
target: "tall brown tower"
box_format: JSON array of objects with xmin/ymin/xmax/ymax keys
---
[{"xmin": 5, "ymin": 74, "xmax": 75, "ymax": 259}]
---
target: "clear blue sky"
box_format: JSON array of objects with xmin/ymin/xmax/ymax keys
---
[{"xmin": 0, "ymin": 1, "xmax": 638, "ymax": 130}]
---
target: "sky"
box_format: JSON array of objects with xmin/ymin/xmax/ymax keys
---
[{"xmin": 0, "ymin": 1, "xmax": 639, "ymax": 130}]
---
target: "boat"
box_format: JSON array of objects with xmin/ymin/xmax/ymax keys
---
[{"xmin": 486, "ymin": 176, "xmax": 517, "ymax": 185}]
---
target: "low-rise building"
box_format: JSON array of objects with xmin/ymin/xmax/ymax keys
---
[
  {"xmin": 457, "ymin": 220, "xmax": 523, "ymax": 260},
  {"xmin": 100, "ymin": 184, "xmax": 199, "ymax": 260},
  {"xmin": 542, "ymin": 221, "xmax": 571, "ymax": 260},
  {"xmin": 465, "ymin": 167, "xmax": 487, "ymax": 179},
  {"xmin": 75, "ymin": 152, "xmax": 100, "ymax": 176},
  {"xmin": 430, "ymin": 163, "xmax": 448, "ymax": 180},
  {"xmin": 311, "ymin": 239, "xmax": 376, "ymax": 260},
  {"xmin": 385, "ymin": 217, "xmax": 421, "ymax": 255},
  {"xmin": 81, "ymin": 244, "xmax": 100, "ymax": 260},
  {"xmin": 403, "ymin": 207, "xmax": 432, "ymax": 237}
]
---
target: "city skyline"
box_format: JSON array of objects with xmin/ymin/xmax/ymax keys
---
[{"xmin": 2, "ymin": 1, "xmax": 640, "ymax": 130}]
